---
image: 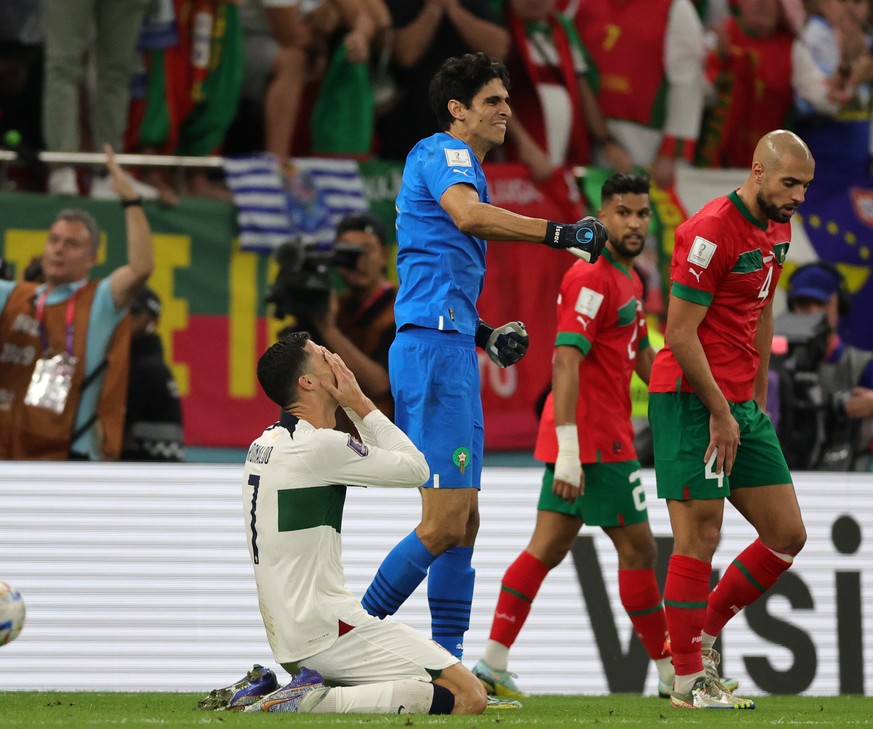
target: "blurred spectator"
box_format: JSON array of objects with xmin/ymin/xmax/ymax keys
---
[
  {"xmin": 696, "ymin": 0, "xmax": 838, "ymax": 169},
  {"xmin": 801, "ymin": 0, "xmax": 870, "ymax": 75},
  {"xmin": 235, "ymin": 0, "xmax": 389, "ymax": 161},
  {"xmin": 237, "ymin": 0, "xmax": 311, "ymax": 162},
  {"xmin": 0, "ymin": 148, "xmax": 154, "ymax": 461},
  {"xmin": 795, "ymin": 0, "xmax": 872, "ymax": 172},
  {"xmin": 569, "ymin": 0, "xmax": 706, "ymax": 189},
  {"xmin": 308, "ymin": 0, "xmax": 391, "ymax": 156},
  {"xmin": 132, "ymin": 0, "xmax": 245, "ymax": 203},
  {"xmin": 375, "ymin": 0, "xmax": 510, "ymax": 161},
  {"xmin": 772, "ymin": 261, "xmax": 873, "ymax": 471},
  {"xmin": 122, "ymin": 287, "xmax": 184, "ymax": 462},
  {"xmin": 310, "ymin": 212, "xmax": 396, "ymax": 427},
  {"xmin": 0, "ymin": 0, "xmax": 43, "ymax": 175},
  {"xmin": 42, "ymin": 0, "xmax": 156, "ymax": 199},
  {"xmin": 692, "ymin": 0, "xmax": 732, "ymax": 29},
  {"xmin": 499, "ymin": 0, "xmax": 632, "ymax": 180}
]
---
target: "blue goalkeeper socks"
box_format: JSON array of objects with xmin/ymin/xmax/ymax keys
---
[
  {"xmin": 428, "ymin": 546, "xmax": 475, "ymax": 658},
  {"xmin": 362, "ymin": 530, "xmax": 435, "ymax": 618}
]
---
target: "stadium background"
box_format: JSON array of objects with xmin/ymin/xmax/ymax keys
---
[
  {"xmin": 0, "ymin": 464, "xmax": 869, "ymax": 696},
  {"xmin": 1, "ymin": 161, "xmax": 870, "ymax": 451}
]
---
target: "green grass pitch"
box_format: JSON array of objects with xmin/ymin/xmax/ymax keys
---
[{"xmin": 2, "ymin": 693, "xmax": 872, "ymax": 728}]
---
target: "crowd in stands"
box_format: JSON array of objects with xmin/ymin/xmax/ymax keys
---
[
  {"xmin": 1, "ymin": 0, "xmax": 872, "ymax": 468},
  {"xmin": 1, "ymin": 0, "xmax": 872, "ymax": 197}
]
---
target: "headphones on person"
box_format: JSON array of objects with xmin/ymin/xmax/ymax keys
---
[{"xmin": 786, "ymin": 260, "xmax": 851, "ymax": 318}]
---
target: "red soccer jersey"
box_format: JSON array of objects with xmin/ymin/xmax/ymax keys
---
[
  {"xmin": 535, "ymin": 249, "xmax": 649, "ymax": 464},
  {"xmin": 574, "ymin": 0, "xmax": 673, "ymax": 128},
  {"xmin": 649, "ymin": 190, "xmax": 791, "ymax": 403}
]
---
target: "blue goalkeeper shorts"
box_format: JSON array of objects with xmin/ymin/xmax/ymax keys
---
[{"xmin": 389, "ymin": 326, "xmax": 484, "ymax": 488}]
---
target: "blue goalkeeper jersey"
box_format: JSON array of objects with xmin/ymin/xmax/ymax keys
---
[{"xmin": 394, "ymin": 132, "xmax": 490, "ymax": 336}]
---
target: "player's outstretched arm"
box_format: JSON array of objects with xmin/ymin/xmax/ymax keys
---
[
  {"xmin": 106, "ymin": 143, "xmax": 155, "ymax": 309},
  {"xmin": 439, "ymin": 184, "xmax": 608, "ymax": 262}
]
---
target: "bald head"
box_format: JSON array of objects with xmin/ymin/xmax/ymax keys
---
[
  {"xmin": 753, "ymin": 130, "xmax": 812, "ymax": 171},
  {"xmin": 742, "ymin": 129, "xmax": 815, "ymax": 224}
]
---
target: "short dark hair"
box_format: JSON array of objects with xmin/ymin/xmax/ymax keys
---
[
  {"xmin": 335, "ymin": 212, "xmax": 387, "ymax": 247},
  {"xmin": 601, "ymin": 173, "xmax": 650, "ymax": 203},
  {"xmin": 257, "ymin": 331, "xmax": 312, "ymax": 408},
  {"xmin": 429, "ymin": 52, "xmax": 510, "ymax": 132}
]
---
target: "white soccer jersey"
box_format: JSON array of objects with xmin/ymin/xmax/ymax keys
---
[{"xmin": 242, "ymin": 408, "xmax": 429, "ymax": 664}]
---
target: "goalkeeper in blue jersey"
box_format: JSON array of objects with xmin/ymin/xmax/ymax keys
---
[{"xmin": 361, "ymin": 52, "xmax": 608, "ymax": 659}]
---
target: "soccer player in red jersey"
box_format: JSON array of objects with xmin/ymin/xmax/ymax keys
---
[
  {"xmin": 648, "ymin": 130, "xmax": 814, "ymax": 709},
  {"xmin": 474, "ymin": 174, "xmax": 675, "ymax": 698}
]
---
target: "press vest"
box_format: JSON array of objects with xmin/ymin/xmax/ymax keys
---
[{"xmin": 0, "ymin": 281, "xmax": 131, "ymax": 460}]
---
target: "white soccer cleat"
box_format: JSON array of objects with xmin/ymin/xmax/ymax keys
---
[{"xmin": 670, "ymin": 676, "xmax": 755, "ymax": 710}]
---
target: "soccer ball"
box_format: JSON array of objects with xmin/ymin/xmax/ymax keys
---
[{"xmin": 0, "ymin": 581, "xmax": 26, "ymax": 646}]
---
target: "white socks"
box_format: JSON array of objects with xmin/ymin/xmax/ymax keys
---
[
  {"xmin": 304, "ymin": 680, "xmax": 435, "ymax": 714},
  {"xmin": 482, "ymin": 640, "xmax": 510, "ymax": 672}
]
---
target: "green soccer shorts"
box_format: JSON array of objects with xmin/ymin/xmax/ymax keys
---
[
  {"xmin": 648, "ymin": 391, "xmax": 792, "ymax": 500},
  {"xmin": 538, "ymin": 461, "xmax": 649, "ymax": 527}
]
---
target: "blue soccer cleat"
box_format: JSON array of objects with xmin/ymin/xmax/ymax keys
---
[
  {"xmin": 244, "ymin": 668, "xmax": 327, "ymax": 713},
  {"xmin": 197, "ymin": 664, "xmax": 279, "ymax": 711}
]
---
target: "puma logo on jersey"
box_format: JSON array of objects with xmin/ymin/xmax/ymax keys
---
[
  {"xmin": 763, "ymin": 254, "xmax": 774, "ymax": 263},
  {"xmin": 688, "ymin": 267, "xmax": 703, "ymax": 283},
  {"xmin": 575, "ymin": 315, "xmax": 591, "ymax": 331}
]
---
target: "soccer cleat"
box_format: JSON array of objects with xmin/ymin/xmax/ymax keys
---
[
  {"xmin": 486, "ymin": 696, "xmax": 523, "ymax": 709},
  {"xmin": 472, "ymin": 658, "xmax": 524, "ymax": 698},
  {"xmin": 244, "ymin": 668, "xmax": 327, "ymax": 713},
  {"xmin": 702, "ymin": 648, "xmax": 739, "ymax": 693},
  {"xmin": 671, "ymin": 676, "xmax": 755, "ymax": 710},
  {"xmin": 197, "ymin": 664, "xmax": 279, "ymax": 711}
]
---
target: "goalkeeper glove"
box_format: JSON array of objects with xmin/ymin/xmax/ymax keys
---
[
  {"xmin": 543, "ymin": 216, "xmax": 608, "ymax": 262},
  {"xmin": 475, "ymin": 319, "xmax": 529, "ymax": 368}
]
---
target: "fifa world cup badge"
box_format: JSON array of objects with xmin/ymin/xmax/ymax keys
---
[{"xmin": 453, "ymin": 447, "xmax": 470, "ymax": 475}]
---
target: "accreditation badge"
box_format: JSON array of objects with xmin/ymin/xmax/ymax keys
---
[{"xmin": 24, "ymin": 352, "xmax": 78, "ymax": 414}]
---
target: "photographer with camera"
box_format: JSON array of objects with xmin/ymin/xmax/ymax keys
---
[
  {"xmin": 773, "ymin": 261, "xmax": 873, "ymax": 471},
  {"xmin": 310, "ymin": 213, "xmax": 397, "ymax": 423},
  {"xmin": 0, "ymin": 146, "xmax": 154, "ymax": 461},
  {"xmin": 266, "ymin": 213, "xmax": 397, "ymax": 427}
]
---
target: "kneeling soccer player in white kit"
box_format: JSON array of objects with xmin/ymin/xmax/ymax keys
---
[{"xmin": 209, "ymin": 331, "xmax": 487, "ymax": 715}]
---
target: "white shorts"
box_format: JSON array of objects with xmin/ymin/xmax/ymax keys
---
[{"xmin": 292, "ymin": 618, "xmax": 458, "ymax": 686}]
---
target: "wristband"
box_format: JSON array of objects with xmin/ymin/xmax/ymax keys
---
[
  {"xmin": 554, "ymin": 423, "xmax": 581, "ymax": 488},
  {"xmin": 544, "ymin": 221, "xmax": 563, "ymax": 248},
  {"xmin": 556, "ymin": 424, "xmax": 579, "ymax": 454},
  {"xmin": 121, "ymin": 196, "xmax": 144, "ymax": 208}
]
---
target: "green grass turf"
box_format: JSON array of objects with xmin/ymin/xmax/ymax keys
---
[{"xmin": 1, "ymin": 693, "xmax": 872, "ymax": 728}]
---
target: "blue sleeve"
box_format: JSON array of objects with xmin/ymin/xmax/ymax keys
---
[
  {"xmin": 422, "ymin": 142, "xmax": 484, "ymax": 207},
  {"xmin": 0, "ymin": 279, "xmax": 15, "ymax": 312}
]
